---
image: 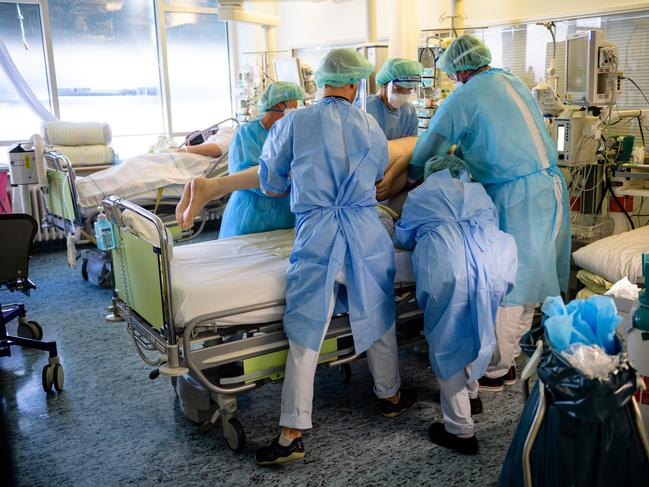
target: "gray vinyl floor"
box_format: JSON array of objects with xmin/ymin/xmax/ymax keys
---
[{"xmin": 1, "ymin": 231, "xmax": 526, "ymax": 486}]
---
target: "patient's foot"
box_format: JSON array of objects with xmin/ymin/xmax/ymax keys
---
[
  {"xmin": 176, "ymin": 180, "xmax": 193, "ymax": 227},
  {"xmin": 180, "ymin": 176, "xmax": 226, "ymax": 229}
]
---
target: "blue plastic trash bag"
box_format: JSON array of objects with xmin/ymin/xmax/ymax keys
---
[
  {"xmin": 542, "ymin": 295, "xmax": 621, "ymax": 355},
  {"xmin": 497, "ymin": 333, "xmax": 649, "ymax": 487}
]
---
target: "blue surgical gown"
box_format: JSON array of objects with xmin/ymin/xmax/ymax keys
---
[
  {"xmin": 394, "ymin": 170, "xmax": 518, "ymax": 381},
  {"xmin": 259, "ymin": 97, "xmax": 395, "ymax": 354},
  {"xmin": 219, "ymin": 118, "xmax": 295, "ymax": 239},
  {"xmin": 409, "ymin": 68, "xmax": 571, "ymax": 306},
  {"xmin": 362, "ymin": 94, "xmax": 419, "ymax": 140}
]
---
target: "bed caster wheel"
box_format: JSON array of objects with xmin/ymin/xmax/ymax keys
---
[
  {"xmin": 338, "ymin": 363, "xmax": 352, "ymax": 384},
  {"xmin": 200, "ymin": 421, "xmax": 215, "ymax": 434},
  {"xmin": 42, "ymin": 363, "xmax": 64, "ymax": 393},
  {"xmin": 18, "ymin": 320, "xmax": 43, "ymax": 341},
  {"xmin": 224, "ymin": 418, "xmax": 246, "ymax": 453}
]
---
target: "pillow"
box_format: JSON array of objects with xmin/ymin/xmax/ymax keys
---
[
  {"xmin": 50, "ymin": 144, "xmax": 114, "ymax": 166},
  {"xmin": 575, "ymin": 270, "xmax": 613, "ymax": 295},
  {"xmin": 572, "ymin": 225, "xmax": 649, "ymax": 285},
  {"xmin": 41, "ymin": 121, "xmax": 111, "ymax": 146}
]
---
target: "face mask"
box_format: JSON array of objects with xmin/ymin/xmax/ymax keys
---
[
  {"xmin": 314, "ymin": 87, "xmax": 324, "ymax": 101},
  {"xmin": 283, "ymin": 107, "xmax": 297, "ymax": 114},
  {"xmin": 387, "ymin": 82, "xmax": 412, "ymax": 109},
  {"xmin": 388, "ymin": 92, "xmax": 410, "ymax": 109}
]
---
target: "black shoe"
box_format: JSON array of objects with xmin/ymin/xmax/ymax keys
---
[
  {"xmin": 478, "ymin": 375, "xmax": 504, "ymax": 392},
  {"xmin": 470, "ymin": 396, "xmax": 483, "ymax": 415},
  {"xmin": 381, "ymin": 388, "xmax": 418, "ymax": 417},
  {"xmin": 255, "ymin": 435, "xmax": 305, "ymax": 465},
  {"xmin": 428, "ymin": 422, "xmax": 479, "ymax": 455},
  {"xmin": 503, "ymin": 366, "xmax": 517, "ymax": 386}
]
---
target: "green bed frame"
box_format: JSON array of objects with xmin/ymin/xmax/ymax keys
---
[{"xmin": 109, "ymin": 220, "xmax": 339, "ymax": 383}]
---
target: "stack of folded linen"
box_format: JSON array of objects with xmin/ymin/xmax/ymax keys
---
[{"xmin": 41, "ymin": 121, "xmax": 114, "ymax": 166}]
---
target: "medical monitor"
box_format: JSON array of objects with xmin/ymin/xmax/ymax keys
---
[{"xmin": 564, "ymin": 30, "xmax": 618, "ymax": 107}]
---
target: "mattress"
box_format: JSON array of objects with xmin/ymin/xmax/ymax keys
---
[{"xmin": 171, "ymin": 229, "xmax": 414, "ymax": 327}]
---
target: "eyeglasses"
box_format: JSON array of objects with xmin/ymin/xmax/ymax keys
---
[{"xmin": 390, "ymin": 81, "xmax": 417, "ymax": 94}]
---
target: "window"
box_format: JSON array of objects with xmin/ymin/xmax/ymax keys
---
[
  {"xmin": 0, "ymin": 3, "xmax": 50, "ymax": 142},
  {"xmin": 48, "ymin": 0, "xmax": 163, "ymax": 137},
  {"xmin": 164, "ymin": 11, "xmax": 230, "ymax": 133},
  {"xmin": 0, "ymin": 0, "xmax": 232, "ymax": 161}
]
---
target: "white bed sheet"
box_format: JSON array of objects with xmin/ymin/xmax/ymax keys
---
[
  {"xmin": 171, "ymin": 229, "xmax": 414, "ymax": 327},
  {"xmin": 75, "ymin": 151, "xmax": 227, "ymax": 209}
]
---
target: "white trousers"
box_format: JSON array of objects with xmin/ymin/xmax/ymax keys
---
[
  {"xmin": 279, "ymin": 269, "xmax": 401, "ymax": 430},
  {"xmin": 485, "ymin": 304, "xmax": 535, "ymax": 378},
  {"xmin": 437, "ymin": 365, "xmax": 479, "ymax": 437}
]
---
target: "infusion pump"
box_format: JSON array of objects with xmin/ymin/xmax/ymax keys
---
[{"xmin": 552, "ymin": 115, "xmax": 600, "ymax": 166}]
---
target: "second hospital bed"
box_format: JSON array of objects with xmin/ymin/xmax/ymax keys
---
[
  {"xmin": 40, "ymin": 119, "xmax": 237, "ymax": 245},
  {"xmin": 101, "ymin": 195, "xmax": 425, "ymax": 452}
]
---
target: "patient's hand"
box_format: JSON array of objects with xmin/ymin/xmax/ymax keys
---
[{"xmin": 376, "ymin": 171, "xmax": 395, "ymax": 201}]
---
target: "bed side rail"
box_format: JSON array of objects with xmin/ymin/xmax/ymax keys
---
[{"xmin": 41, "ymin": 150, "xmax": 83, "ymax": 232}]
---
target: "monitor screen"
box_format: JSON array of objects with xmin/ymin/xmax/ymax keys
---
[{"xmin": 566, "ymin": 36, "xmax": 589, "ymax": 94}]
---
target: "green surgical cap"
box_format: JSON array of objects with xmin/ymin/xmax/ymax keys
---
[
  {"xmin": 424, "ymin": 154, "xmax": 468, "ymax": 179},
  {"xmin": 376, "ymin": 58, "xmax": 422, "ymax": 87},
  {"xmin": 314, "ymin": 48, "xmax": 373, "ymax": 88},
  {"xmin": 437, "ymin": 34, "xmax": 492, "ymax": 74},
  {"xmin": 257, "ymin": 81, "xmax": 305, "ymax": 112}
]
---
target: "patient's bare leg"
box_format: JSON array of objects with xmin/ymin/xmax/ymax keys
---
[{"xmin": 176, "ymin": 166, "xmax": 260, "ymax": 229}]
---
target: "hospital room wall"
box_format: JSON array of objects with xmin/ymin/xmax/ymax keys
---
[{"xmin": 273, "ymin": 0, "xmax": 649, "ymax": 50}]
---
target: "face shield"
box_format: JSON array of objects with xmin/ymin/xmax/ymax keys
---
[{"xmin": 387, "ymin": 78, "xmax": 419, "ymax": 109}]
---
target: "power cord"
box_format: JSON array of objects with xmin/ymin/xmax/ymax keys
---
[{"xmin": 623, "ymin": 76, "xmax": 649, "ymax": 105}]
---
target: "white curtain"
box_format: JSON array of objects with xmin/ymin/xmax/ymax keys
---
[
  {"xmin": 0, "ymin": 39, "xmax": 57, "ymax": 122},
  {"xmin": 387, "ymin": 0, "xmax": 420, "ymax": 60}
]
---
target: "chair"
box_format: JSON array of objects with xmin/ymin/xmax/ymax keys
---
[{"xmin": 0, "ymin": 214, "xmax": 64, "ymax": 393}]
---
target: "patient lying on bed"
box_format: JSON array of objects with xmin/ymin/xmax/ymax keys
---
[
  {"xmin": 74, "ymin": 128, "xmax": 236, "ymax": 208},
  {"xmin": 175, "ymin": 136, "xmax": 419, "ymax": 231}
]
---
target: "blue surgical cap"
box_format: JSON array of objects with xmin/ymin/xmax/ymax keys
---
[
  {"xmin": 437, "ymin": 34, "xmax": 492, "ymax": 74},
  {"xmin": 376, "ymin": 58, "xmax": 422, "ymax": 87},
  {"xmin": 257, "ymin": 81, "xmax": 305, "ymax": 112},
  {"xmin": 314, "ymin": 48, "xmax": 374, "ymax": 88}
]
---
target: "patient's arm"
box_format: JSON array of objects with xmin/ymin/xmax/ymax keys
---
[
  {"xmin": 176, "ymin": 167, "xmax": 260, "ymax": 229},
  {"xmin": 180, "ymin": 142, "xmax": 222, "ymax": 158}
]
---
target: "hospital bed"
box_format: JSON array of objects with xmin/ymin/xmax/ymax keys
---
[
  {"xmin": 41, "ymin": 119, "xmax": 238, "ymax": 245},
  {"xmin": 42, "ymin": 150, "xmax": 227, "ymax": 246},
  {"xmin": 101, "ymin": 195, "xmax": 425, "ymax": 452}
]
